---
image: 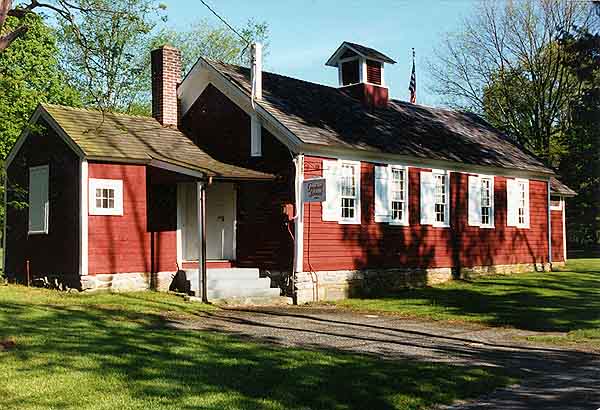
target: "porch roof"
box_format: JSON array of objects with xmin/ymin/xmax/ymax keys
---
[{"xmin": 40, "ymin": 104, "xmax": 275, "ymax": 181}]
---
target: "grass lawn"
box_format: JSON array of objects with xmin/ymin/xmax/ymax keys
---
[
  {"xmin": 324, "ymin": 259, "xmax": 600, "ymax": 348},
  {"xmin": 0, "ymin": 286, "xmax": 513, "ymax": 410}
]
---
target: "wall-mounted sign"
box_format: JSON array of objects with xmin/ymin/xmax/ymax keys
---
[{"xmin": 303, "ymin": 178, "xmax": 326, "ymax": 202}]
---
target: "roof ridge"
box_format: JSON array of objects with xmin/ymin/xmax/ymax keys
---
[
  {"xmin": 41, "ymin": 103, "xmax": 157, "ymax": 121},
  {"xmin": 206, "ymin": 59, "xmax": 338, "ymax": 92}
]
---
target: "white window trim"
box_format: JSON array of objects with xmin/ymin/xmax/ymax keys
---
[
  {"xmin": 338, "ymin": 160, "xmax": 361, "ymax": 225},
  {"xmin": 515, "ymin": 178, "xmax": 530, "ymax": 229},
  {"xmin": 28, "ymin": 165, "xmax": 49, "ymax": 235},
  {"xmin": 479, "ymin": 174, "xmax": 495, "ymax": 229},
  {"xmin": 432, "ymin": 169, "xmax": 450, "ymax": 228},
  {"xmin": 89, "ymin": 178, "xmax": 123, "ymax": 216},
  {"xmin": 550, "ymin": 196, "xmax": 563, "ymax": 210},
  {"xmin": 388, "ymin": 165, "xmax": 409, "ymax": 226}
]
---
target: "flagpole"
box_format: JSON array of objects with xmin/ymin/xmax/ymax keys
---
[{"xmin": 409, "ymin": 48, "xmax": 416, "ymax": 104}]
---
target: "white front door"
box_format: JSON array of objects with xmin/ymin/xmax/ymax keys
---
[{"xmin": 180, "ymin": 182, "xmax": 236, "ymax": 261}]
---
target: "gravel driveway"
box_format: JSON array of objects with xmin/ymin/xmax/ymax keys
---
[{"xmin": 171, "ymin": 305, "xmax": 600, "ymax": 409}]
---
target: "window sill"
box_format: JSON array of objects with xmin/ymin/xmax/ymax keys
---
[
  {"xmin": 480, "ymin": 225, "xmax": 495, "ymax": 229},
  {"xmin": 432, "ymin": 223, "xmax": 450, "ymax": 228},
  {"xmin": 339, "ymin": 219, "xmax": 361, "ymax": 225},
  {"xmin": 389, "ymin": 221, "xmax": 409, "ymax": 226},
  {"xmin": 28, "ymin": 230, "xmax": 48, "ymax": 235},
  {"xmin": 89, "ymin": 210, "xmax": 123, "ymax": 216}
]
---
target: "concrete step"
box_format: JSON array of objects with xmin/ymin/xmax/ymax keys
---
[
  {"xmin": 212, "ymin": 296, "xmax": 293, "ymax": 306},
  {"xmin": 185, "ymin": 268, "xmax": 260, "ymax": 281},
  {"xmin": 206, "ymin": 277, "xmax": 271, "ymax": 289},
  {"xmin": 186, "ymin": 295, "xmax": 293, "ymax": 306},
  {"xmin": 207, "ymin": 287, "xmax": 281, "ymax": 300}
]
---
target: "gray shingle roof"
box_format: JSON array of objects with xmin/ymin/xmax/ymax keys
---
[
  {"xmin": 550, "ymin": 177, "xmax": 577, "ymax": 197},
  {"xmin": 343, "ymin": 42, "xmax": 397, "ymax": 64},
  {"xmin": 208, "ymin": 61, "xmax": 554, "ymax": 176},
  {"xmin": 41, "ymin": 104, "xmax": 274, "ymax": 180}
]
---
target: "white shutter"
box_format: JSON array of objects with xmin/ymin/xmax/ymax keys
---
[
  {"xmin": 506, "ymin": 179, "xmax": 518, "ymax": 226},
  {"xmin": 322, "ymin": 159, "xmax": 340, "ymax": 221},
  {"xmin": 420, "ymin": 171, "xmax": 435, "ymax": 225},
  {"xmin": 250, "ymin": 114, "xmax": 262, "ymax": 157},
  {"xmin": 374, "ymin": 165, "xmax": 390, "ymax": 223},
  {"xmin": 468, "ymin": 175, "xmax": 482, "ymax": 227},
  {"xmin": 523, "ymin": 179, "xmax": 530, "ymax": 228},
  {"xmin": 28, "ymin": 165, "xmax": 49, "ymax": 234},
  {"xmin": 352, "ymin": 161, "xmax": 362, "ymax": 224}
]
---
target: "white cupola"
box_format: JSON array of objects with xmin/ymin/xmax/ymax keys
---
[{"xmin": 325, "ymin": 42, "xmax": 396, "ymax": 88}]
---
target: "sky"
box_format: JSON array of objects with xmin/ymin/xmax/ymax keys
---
[{"xmin": 165, "ymin": 0, "xmax": 476, "ymax": 107}]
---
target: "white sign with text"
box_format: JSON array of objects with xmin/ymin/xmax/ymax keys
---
[{"xmin": 302, "ymin": 178, "xmax": 326, "ymax": 202}]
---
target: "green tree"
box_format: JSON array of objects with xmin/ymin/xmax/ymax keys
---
[
  {"xmin": 429, "ymin": 0, "xmax": 596, "ymax": 162},
  {"xmin": 152, "ymin": 18, "xmax": 269, "ymax": 73},
  {"xmin": 558, "ymin": 29, "xmax": 600, "ymax": 250},
  {"xmin": 127, "ymin": 18, "xmax": 269, "ymax": 116},
  {"xmin": 0, "ymin": 12, "xmax": 79, "ymax": 158},
  {"xmin": 57, "ymin": 0, "xmax": 166, "ymax": 112}
]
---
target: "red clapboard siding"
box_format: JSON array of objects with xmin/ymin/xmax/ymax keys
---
[
  {"xmin": 88, "ymin": 163, "xmax": 177, "ymax": 275},
  {"xmin": 302, "ymin": 156, "xmax": 549, "ymax": 272},
  {"xmin": 551, "ymin": 209, "xmax": 564, "ymax": 262}
]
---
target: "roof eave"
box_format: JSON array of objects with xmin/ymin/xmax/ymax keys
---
[{"xmin": 298, "ymin": 142, "xmax": 555, "ymax": 180}]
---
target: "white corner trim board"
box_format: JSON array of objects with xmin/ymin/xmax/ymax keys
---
[{"xmin": 79, "ymin": 160, "xmax": 89, "ymax": 276}]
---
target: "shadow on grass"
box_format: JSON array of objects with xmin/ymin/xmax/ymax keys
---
[
  {"xmin": 0, "ymin": 291, "xmax": 512, "ymax": 410},
  {"xmin": 343, "ymin": 268, "xmax": 600, "ymax": 333}
]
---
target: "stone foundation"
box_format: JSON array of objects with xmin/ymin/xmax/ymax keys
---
[
  {"xmin": 295, "ymin": 262, "xmax": 551, "ymax": 304},
  {"xmin": 80, "ymin": 271, "xmax": 176, "ymax": 292}
]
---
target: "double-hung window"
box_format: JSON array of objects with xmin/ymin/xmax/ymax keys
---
[
  {"xmin": 374, "ymin": 164, "xmax": 409, "ymax": 225},
  {"xmin": 468, "ymin": 174, "xmax": 495, "ymax": 228},
  {"xmin": 506, "ymin": 178, "xmax": 529, "ymax": 228},
  {"xmin": 434, "ymin": 172, "xmax": 449, "ymax": 225},
  {"xmin": 480, "ymin": 177, "xmax": 493, "ymax": 226},
  {"xmin": 340, "ymin": 162, "xmax": 359, "ymax": 222},
  {"xmin": 322, "ymin": 159, "xmax": 361, "ymax": 224},
  {"xmin": 89, "ymin": 179, "xmax": 123, "ymax": 216},
  {"xmin": 390, "ymin": 167, "xmax": 407, "ymax": 223},
  {"xmin": 420, "ymin": 169, "xmax": 449, "ymax": 227}
]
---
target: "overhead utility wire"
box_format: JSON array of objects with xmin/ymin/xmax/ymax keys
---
[{"xmin": 198, "ymin": 0, "xmax": 251, "ymax": 48}]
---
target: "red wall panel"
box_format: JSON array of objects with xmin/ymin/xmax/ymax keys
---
[
  {"xmin": 303, "ymin": 156, "xmax": 550, "ymax": 272},
  {"xmin": 551, "ymin": 209, "xmax": 564, "ymax": 262},
  {"xmin": 87, "ymin": 163, "xmax": 177, "ymax": 274}
]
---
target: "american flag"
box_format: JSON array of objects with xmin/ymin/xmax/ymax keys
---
[{"xmin": 409, "ymin": 48, "xmax": 416, "ymax": 104}]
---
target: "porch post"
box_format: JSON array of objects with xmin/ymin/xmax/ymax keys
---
[{"xmin": 196, "ymin": 180, "xmax": 208, "ymax": 302}]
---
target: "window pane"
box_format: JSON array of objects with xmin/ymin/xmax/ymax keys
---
[
  {"xmin": 96, "ymin": 188, "xmax": 102, "ymax": 199},
  {"xmin": 96, "ymin": 198, "xmax": 102, "ymax": 208}
]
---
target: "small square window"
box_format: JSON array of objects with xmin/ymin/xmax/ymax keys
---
[{"xmin": 89, "ymin": 179, "xmax": 123, "ymax": 216}]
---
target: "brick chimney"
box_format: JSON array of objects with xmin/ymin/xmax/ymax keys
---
[{"xmin": 151, "ymin": 45, "xmax": 181, "ymax": 126}]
